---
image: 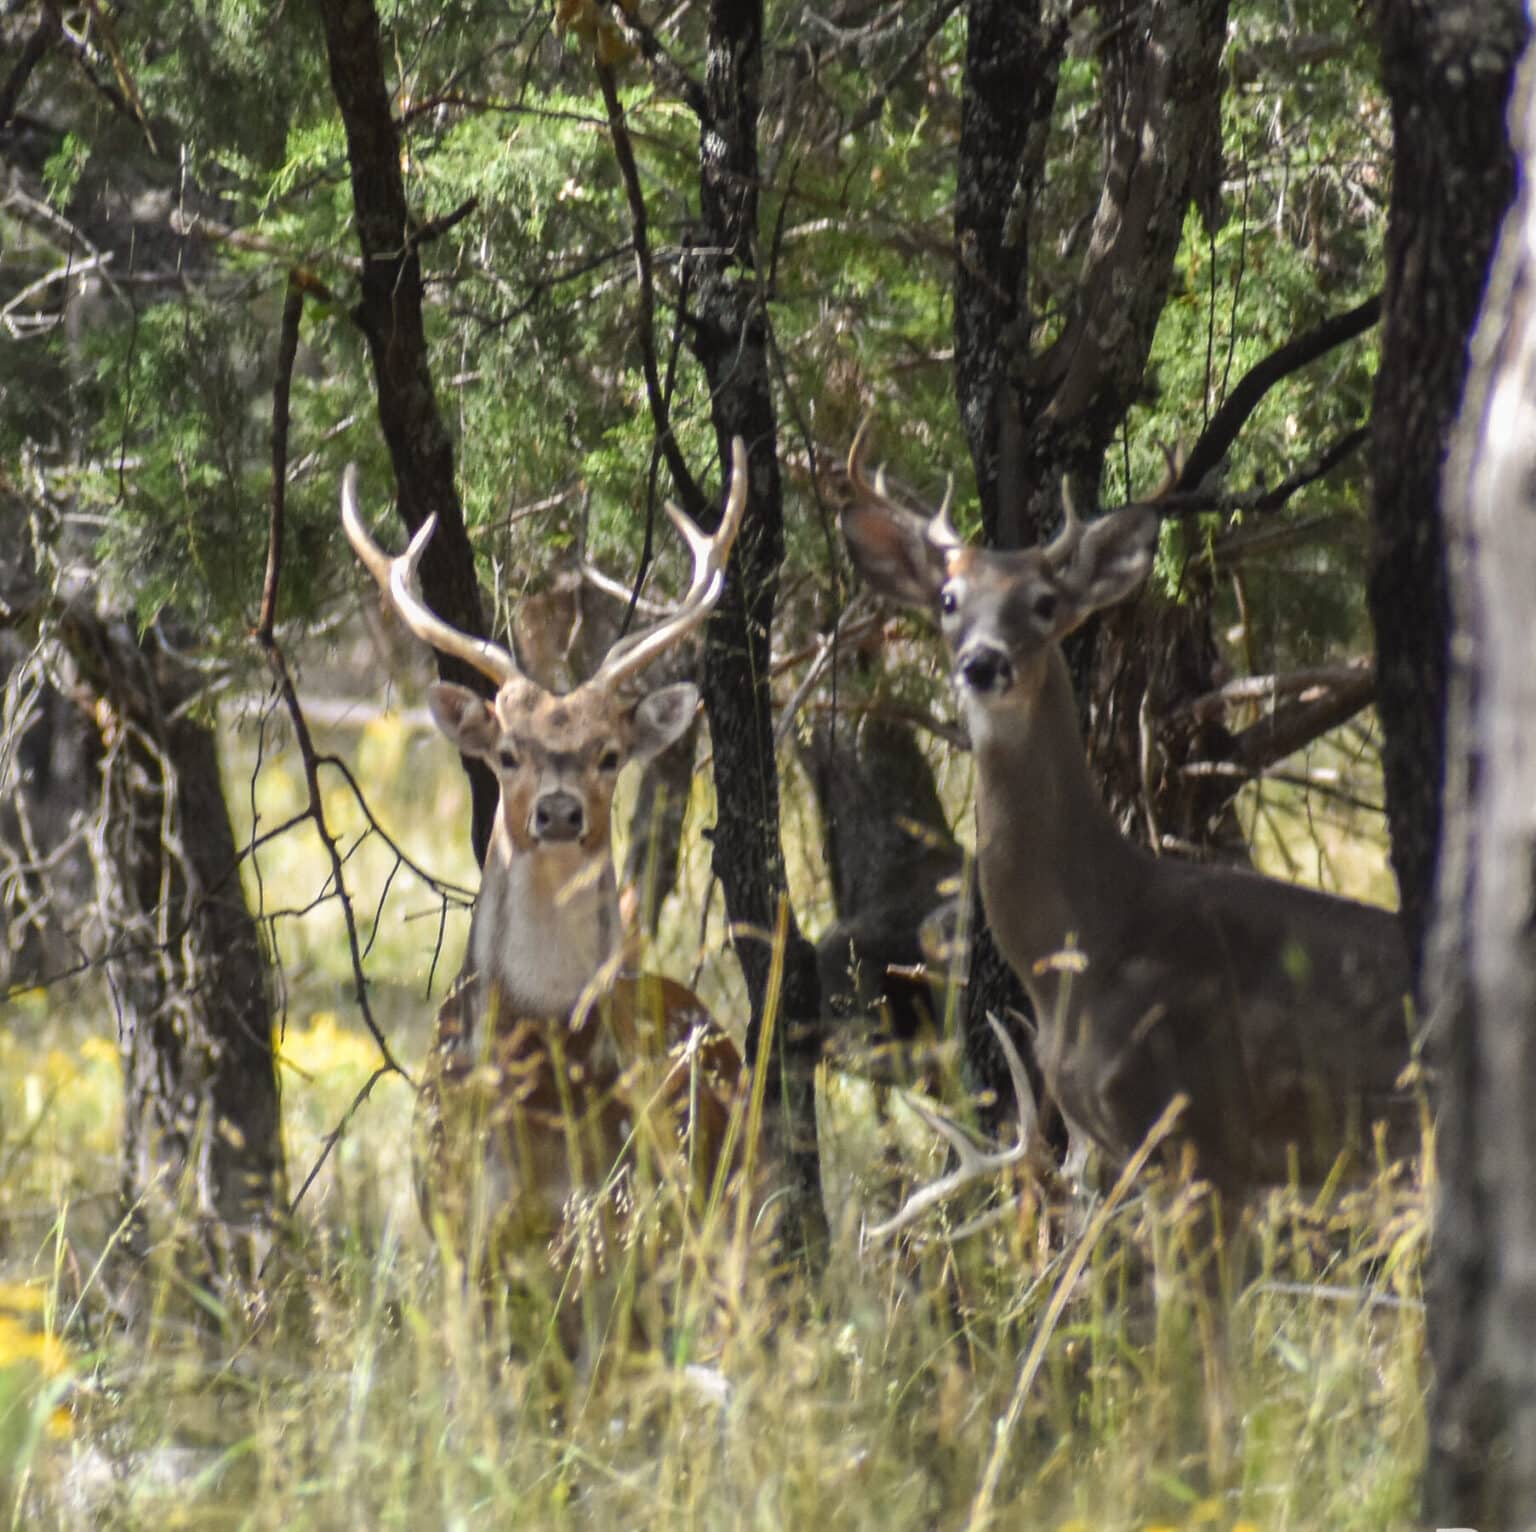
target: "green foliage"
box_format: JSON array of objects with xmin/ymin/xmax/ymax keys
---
[
  {"xmin": 40, "ymin": 133, "xmax": 87, "ymax": 208},
  {"xmin": 2, "ymin": 0, "xmax": 1391, "ymax": 664}
]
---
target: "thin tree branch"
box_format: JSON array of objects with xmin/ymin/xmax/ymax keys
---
[
  {"xmin": 284, "ymin": 1064, "xmax": 394, "ymax": 1220},
  {"xmin": 1177, "ymin": 295, "xmax": 1381, "ymax": 491},
  {"xmin": 1152, "ymin": 422, "xmax": 1372, "ymax": 521},
  {"xmin": 595, "ymin": 56, "xmax": 709, "ymax": 521},
  {"xmin": 411, "ymin": 195, "xmax": 479, "ymax": 248},
  {"xmin": 0, "ymin": 1, "xmax": 59, "ymax": 129},
  {"xmin": 257, "ymin": 275, "xmax": 305, "ymax": 644},
  {"xmin": 610, "ymin": 1, "xmax": 709, "ymax": 120},
  {"xmin": 818, "ymin": 0, "xmax": 963, "ymax": 149},
  {"xmin": 253, "ymin": 264, "xmax": 411, "ymax": 1088},
  {"xmin": 1167, "ymin": 663, "xmax": 1374, "ymax": 725}
]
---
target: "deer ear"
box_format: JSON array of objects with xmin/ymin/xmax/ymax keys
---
[
  {"xmin": 630, "ymin": 682, "xmax": 699, "ymax": 762},
  {"xmin": 427, "ymin": 682, "xmax": 500, "ymax": 757},
  {"xmin": 1055, "ymin": 506, "xmax": 1159, "ymax": 628},
  {"xmin": 841, "ymin": 501, "xmax": 948, "ymax": 609}
]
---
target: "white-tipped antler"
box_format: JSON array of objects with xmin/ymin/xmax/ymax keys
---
[
  {"xmin": 1043, "ymin": 475, "xmax": 1084, "ymax": 566},
  {"xmin": 927, "ymin": 473, "xmax": 961, "ymax": 550},
  {"xmin": 340, "ymin": 465, "xmax": 524, "ymax": 687},
  {"xmin": 863, "ymin": 1013, "xmax": 1040, "ymax": 1243},
  {"xmin": 590, "ymin": 436, "xmax": 749, "ymax": 688},
  {"xmin": 847, "ymin": 419, "xmax": 963, "ymax": 551}
]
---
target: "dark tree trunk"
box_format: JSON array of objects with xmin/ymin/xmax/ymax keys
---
[
  {"xmin": 1423, "ymin": 29, "xmax": 1536, "ymax": 1527},
  {"xmin": 955, "ymin": 0, "xmax": 1229, "ymax": 1121},
  {"xmin": 686, "ymin": 0, "xmax": 826, "ymax": 1263},
  {"xmin": 1369, "ymin": 0, "xmax": 1526, "ymax": 980},
  {"xmin": 803, "ymin": 713, "xmax": 963, "ymax": 1050},
  {"xmin": 954, "ymin": 0, "xmax": 1062, "ymax": 542},
  {"xmin": 60, "ymin": 613, "xmax": 284, "ymax": 1268},
  {"xmin": 316, "ymin": 0, "xmax": 499, "ymax": 867}
]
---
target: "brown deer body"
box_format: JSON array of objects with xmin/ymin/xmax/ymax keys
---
[
  {"xmin": 841, "ymin": 437, "xmax": 1416, "ymax": 1198},
  {"xmin": 342, "ymin": 443, "xmax": 750, "ymax": 1348}
]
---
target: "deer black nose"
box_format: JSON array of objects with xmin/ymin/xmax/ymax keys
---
[
  {"xmin": 532, "ymin": 790, "xmax": 585, "ymax": 843},
  {"xmin": 959, "ymin": 645, "xmax": 1013, "ymax": 695}
]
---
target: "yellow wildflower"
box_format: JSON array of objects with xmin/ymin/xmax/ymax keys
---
[
  {"xmin": 0, "ymin": 1314, "xmax": 71, "ymax": 1377},
  {"xmin": 0, "ymin": 1282, "xmax": 47, "ymax": 1314}
]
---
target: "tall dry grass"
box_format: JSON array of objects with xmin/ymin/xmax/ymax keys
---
[{"xmin": 0, "ymin": 703, "xmax": 1425, "ymax": 1530}]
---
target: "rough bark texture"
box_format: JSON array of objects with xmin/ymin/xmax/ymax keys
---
[
  {"xmin": 316, "ymin": 0, "xmax": 499, "ymax": 866},
  {"xmin": 686, "ymin": 0, "xmax": 826, "ymax": 1261},
  {"xmin": 0, "ymin": 636, "xmax": 100, "ymax": 990},
  {"xmin": 1370, "ymin": 0, "xmax": 1526, "ymax": 977},
  {"xmin": 955, "ymin": 0, "xmax": 1062, "ymax": 541},
  {"xmin": 1424, "ymin": 27, "xmax": 1536, "ymax": 1526},
  {"xmin": 59, "ymin": 613, "xmax": 284, "ymax": 1263},
  {"xmin": 803, "ymin": 713, "xmax": 963, "ymax": 1049},
  {"xmin": 955, "ymin": 0, "xmax": 1229, "ymax": 1117}
]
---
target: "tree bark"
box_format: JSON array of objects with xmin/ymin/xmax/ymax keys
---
[
  {"xmin": 803, "ymin": 712, "xmax": 962, "ymax": 1047},
  {"xmin": 316, "ymin": 0, "xmax": 499, "ymax": 866},
  {"xmin": 1424, "ymin": 26, "xmax": 1536, "ymax": 1526},
  {"xmin": 59, "ymin": 612, "xmax": 284, "ymax": 1269},
  {"xmin": 686, "ymin": 0, "xmax": 827, "ymax": 1262},
  {"xmin": 955, "ymin": 0, "xmax": 1229, "ymax": 1120},
  {"xmin": 1369, "ymin": 0, "xmax": 1526, "ymax": 978}
]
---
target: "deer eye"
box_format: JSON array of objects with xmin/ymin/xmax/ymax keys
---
[
  {"xmin": 598, "ymin": 748, "xmax": 622, "ymax": 773},
  {"xmin": 1032, "ymin": 591, "xmax": 1058, "ymax": 625},
  {"xmin": 939, "ymin": 585, "xmax": 959, "ymax": 616},
  {"xmin": 497, "ymin": 746, "xmax": 521, "ymax": 771}
]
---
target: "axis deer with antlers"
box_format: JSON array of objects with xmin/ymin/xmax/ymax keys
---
[
  {"xmin": 341, "ymin": 441, "xmax": 750, "ymax": 1355},
  {"xmin": 841, "ymin": 431, "xmax": 1417, "ymax": 1202}
]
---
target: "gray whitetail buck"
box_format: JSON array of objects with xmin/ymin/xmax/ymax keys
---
[
  {"xmin": 341, "ymin": 442, "xmax": 749, "ymax": 1354},
  {"xmin": 841, "ymin": 430, "xmax": 1418, "ymax": 1200}
]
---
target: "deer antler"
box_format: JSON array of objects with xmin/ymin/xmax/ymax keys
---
[
  {"xmin": 862, "ymin": 1013, "xmax": 1041, "ymax": 1244},
  {"xmin": 340, "ymin": 466, "xmax": 524, "ymax": 687},
  {"xmin": 590, "ymin": 436, "xmax": 749, "ymax": 688},
  {"xmin": 927, "ymin": 473, "xmax": 961, "ymax": 549},
  {"xmin": 847, "ymin": 420, "xmax": 963, "ymax": 551},
  {"xmin": 1043, "ymin": 475, "xmax": 1085, "ymax": 566}
]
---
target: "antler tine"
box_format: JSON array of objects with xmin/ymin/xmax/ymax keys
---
[
  {"xmin": 863, "ymin": 1014, "xmax": 1039, "ymax": 1244},
  {"xmin": 340, "ymin": 465, "xmax": 522, "ymax": 687},
  {"xmin": 1043, "ymin": 474, "xmax": 1085, "ymax": 565},
  {"xmin": 848, "ymin": 418, "xmax": 962, "ymax": 550},
  {"xmin": 592, "ymin": 436, "xmax": 749, "ymax": 688},
  {"xmin": 927, "ymin": 473, "xmax": 961, "ymax": 549},
  {"xmin": 846, "ymin": 416, "xmax": 877, "ymax": 497}
]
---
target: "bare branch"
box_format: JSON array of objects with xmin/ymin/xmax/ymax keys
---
[
  {"xmin": 257, "ymin": 275, "xmax": 305, "ymax": 645},
  {"xmin": 594, "ymin": 56, "xmax": 708, "ymax": 522},
  {"xmin": 0, "ymin": 3, "xmax": 60, "ymax": 130},
  {"xmin": 1178, "ymin": 296, "xmax": 1381, "ymax": 493},
  {"xmin": 1167, "ymin": 664, "xmax": 1375, "ymax": 726},
  {"xmin": 253, "ymin": 263, "xmax": 411, "ymax": 1088}
]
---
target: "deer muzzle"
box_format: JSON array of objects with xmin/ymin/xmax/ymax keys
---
[
  {"xmin": 531, "ymin": 790, "xmax": 586, "ymax": 844},
  {"xmin": 957, "ymin": 644, "xmax": 1014, "ymax": 697}
]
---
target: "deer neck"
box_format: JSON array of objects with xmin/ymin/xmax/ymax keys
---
[
  {"xmin": 967, "ymin": 648, "xmax": 1149, "ymax": 1008},
  {"xmin": 469, "ymin": 817, "xmax": 623, "ymax": 1019}
]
